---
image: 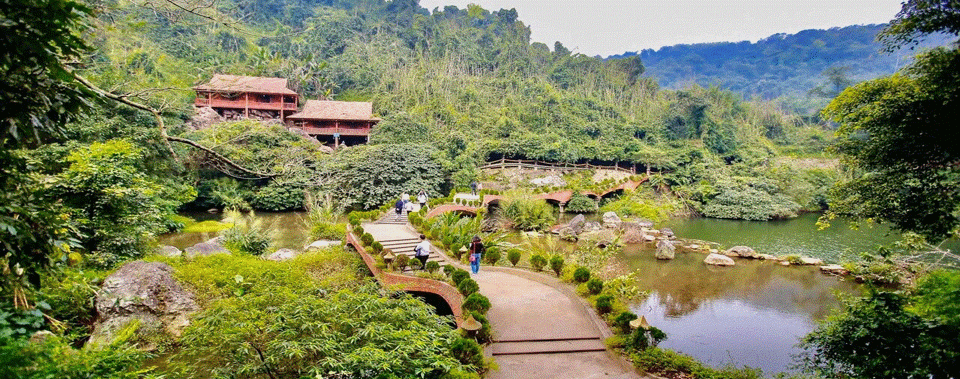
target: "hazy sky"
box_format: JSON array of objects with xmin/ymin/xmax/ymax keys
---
[{"xmin": 417, "ymin": 0, "xmax": 906, "ymax": 56}]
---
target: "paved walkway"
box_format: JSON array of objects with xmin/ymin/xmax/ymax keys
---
[{"xmin": 362, "ymin": 209, "xmax": 644, "ymax": 379}]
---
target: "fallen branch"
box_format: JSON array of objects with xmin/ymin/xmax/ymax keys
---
[{"xmin": 167, "ymin": 136, "xmax": 277, "ymax": 179}]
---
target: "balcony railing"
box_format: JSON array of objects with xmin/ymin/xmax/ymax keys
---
[
  {"xmin": 299, "ymin": 126, "xmax": 371, "ymax": 136},
  {"xmin": 194, "ymin": 98, "xmax": 298, "ymax": 111}
]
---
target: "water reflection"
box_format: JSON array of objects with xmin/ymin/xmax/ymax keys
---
[
  {"xmin": 618, "ymin": 246, "xmax": 862, "ymax": 373},
  {"xmin": 158, "ymin": 211, "xmax": 312, "ymax": 250}
]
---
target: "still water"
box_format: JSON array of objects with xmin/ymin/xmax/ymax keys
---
[{"xmin": 160, "ymin": 211, "xmax": 890, "ymax": 375}]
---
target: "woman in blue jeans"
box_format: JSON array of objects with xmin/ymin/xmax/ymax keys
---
[{"xmin": 469, "ymin": 235, "xmax": 484, "ymax": 274}]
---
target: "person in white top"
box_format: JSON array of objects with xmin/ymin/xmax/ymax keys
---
[
  {"xmin": 417, "ymin": 190, "xmax": 428, "ymax": 210},
  {"xmin": 401, "ymin": 192, "xmax": 410, "ymax": 204},
  {"xmin": 403, "ymin": 200, "xmax": 414, "ymax": 214},
  {"xmin": 414, "ymin": 234, "xmax": 431, "ymax": 269}
]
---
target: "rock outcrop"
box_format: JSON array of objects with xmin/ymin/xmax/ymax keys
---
[
  {"xmin": 266, "ymin": 248, "xmax": 298, "ymax": 261},
  {"xmin": 655, "ymin": 240, "xmax": 676, "ymax": 260},
  {"xmin": 184, "ymin": 237, "xmax": 230, "ymax": 259},
  {"xmin": 580, "ymin": 229, "xmax": 617, "ymax": 248},
  {"xmin": 158, "ymin": 245, "xmax": 182, "ymax": 258},
  {"xmin": 602, "ymin": 212, "xmax": 621, "ymax": 225},
  {"xmin": 305, "ymin": 240, "xmax": 342, "ymax": 251},
  {"xmin": 568, "ymin": 214, "xmax": 586, "ymax": 234},
  {"xmin": 799, "ymin": 257, "xmax": 824, "ymax": 266},
  {"xmin": 819, "ymin": 264, "xmax": 849, "ymax": 275},
  {"xmin": 621, "ymin": 228, "xmax": 645, "ymax": 244},
  {"xmin": 704, "ymin": 253, "xmax": 735, "ymax": 266},
  {"xmin": 89, "ymin": 261, "xmax": 198, "ymax": 349},
  {"xmin": 187, "ymin": 106, "xmax": 224, "ymax": 130},
  {"xmin": 723, "ymin": 246, "xmax": 758, "ymax": 259}
]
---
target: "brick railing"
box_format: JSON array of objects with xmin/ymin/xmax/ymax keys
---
[{"xmin": 345, "ymin": 232, "xmax": 464, "ymax": 327}]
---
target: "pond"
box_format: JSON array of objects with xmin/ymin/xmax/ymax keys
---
[{"xmin": 157, "ymin": 211, "xmax": 312, "ymax": 250}]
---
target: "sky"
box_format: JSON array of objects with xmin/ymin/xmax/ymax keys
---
[{"xmin": 416, "ymin": 0, "xmax": 906, "ymax": 57}]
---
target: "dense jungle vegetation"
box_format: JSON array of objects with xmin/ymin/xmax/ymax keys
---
[{"xmin": 2, "ymin": 0, "xmax": 959, "ymax": 378}]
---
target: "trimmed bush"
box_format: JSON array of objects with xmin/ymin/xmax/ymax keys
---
[
  {"xmin": 450, "ymin": 337, "xmax": 484, "ymax": 368},
  {"xmin": 586, "ymin": 278, "xmax": 604, "ymax": 295},
  {"xmin": 507, "ymin": 249, "xmax": 522, "ymax": 267},
  {"xmin": 457, "ymin": 278, "xmax": 480, "ymax": 296},
  {"xmin": 614, "ymin": 311, "xmax": 638, "ymax": 335},
  {"xmin": 573, "ymin": 267, "xmax": 591, "ymax": 283},
  {"xmin": 371, "ymin": 241, "xmax": 383, "ymax": 254},
  {"xmin": 595, "ymin": 294, "xmax": 614, "ymax": 314},
  {"xmin": 361, "ymin": 233, "xmax": 374, "ymax": 246},
  {"xmin": 462, "ymin": 293, "xmax": 491, "ymax": 314},
  {"xmin": 451, "ymin": 270, "xmax": 470, "ymax": 286},
  {"xmin": 395, "ymin": 254, "xmax": 409, "ymax": 271},
  {"xmin": 530, "ymin": 254, "xmax": 547, "ymax": 271},
  {"xmin": 425, "ymin": 261, "xmax": 440, "ymax": 274},
  {"xmin": 352, "ymin": 225, "xmax": 363, "ymax": 236},
  {"xmin": 483, "ymin": 246, "xmax": 501, "ymax": 265},
  {"xmin": 550, "ymin": 255, "xmax": 565, "ymax": 276},
  {"xmin": 566, "ymin": 192, "xmax": 599, "ymax": 213}
]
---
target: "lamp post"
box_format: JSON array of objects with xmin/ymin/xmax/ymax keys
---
[{"xmin": 461, "ymin": 314, "xmax": 482, "ymax": 338}]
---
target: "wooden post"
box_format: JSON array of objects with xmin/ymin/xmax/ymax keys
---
[
  {"xmin": 280, "ymin": 95, "xmax": 284, "ymax": 123},
  {"xmin": 244, "ymin": 93, "xmax": 249, "ymax": 119}
]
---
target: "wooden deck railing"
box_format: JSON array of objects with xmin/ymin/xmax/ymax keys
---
[{"xmin": 480, "ymin": 158, "xmax": 637, "ymax": 174}]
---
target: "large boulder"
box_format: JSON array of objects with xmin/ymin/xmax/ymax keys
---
[
  {"xmin": 158, "ymin": 245, "xmax": 182, "ymax": 258},
  {"xmin": 723, "ymin": 246, "xmax": 758, "ymax": 259},
  {"xmin": 660, "ymin": 228, "xmax": 675, "ymax": 239},
  {"xmin": 655, "ymin": 240, "xmax": 676, "ymax": 260},
  {"xmin": 704, "ymin": 253, "xmax": 735, "ymax": 266},
  {"xmin": 184, "ymin": 238, "xmax": 230, "ymax": 259},
  {"xmin": 602, "ymin": 212, "xmax": 621, "ymax": 225},
  {"xmin": 820, "ymin": 264, "xmax": 849, "ymax": 275},
  {"xmin": 266, "ymin": 248, "xmax": 298, "ymax": 261},
  {"xmin": 799, "ymin": 257, "xmax": 824, "ymax": 266},
  {"xmin": 568, "ymin": 214, "xmax": 586, "ymax": 234},
  {"xmin": 89, "ymin": 261, "xmax": 198, "ymax": 349},
  {"xmin": 621, "ymin": 228, "xmax": 645, "ymax": 244},
  {"xmin": 187, "ymin": 106, "xmax": 224, "ymax": 130}
]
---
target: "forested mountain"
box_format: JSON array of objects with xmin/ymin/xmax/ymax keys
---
[{"xmin": 615, "ymin": 25, "xmax": 950, "ymax": 102}]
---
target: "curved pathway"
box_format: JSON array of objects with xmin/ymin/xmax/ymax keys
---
[{"xmin": 359, "ymin": 209, "xmax": 644, "ymax": 379}]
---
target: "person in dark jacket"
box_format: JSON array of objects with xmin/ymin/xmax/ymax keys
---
[{"xmin": 469, "ymin": 235, "xmax": 484, "ymax": 274}]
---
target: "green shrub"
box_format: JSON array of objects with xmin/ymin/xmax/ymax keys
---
[
  {"xmin": 483, "ymin": 246, "xmax": 501, "ymax": 265},
  {"xmin": 507, "ymin": 249, "xmax": 522, "ymax": 266},
  {"xmin": 352, "ymin": 225, "xmax": 363, "ymax": 236},
  {"xmin": 501, "ymin": 197, "xmax": 555, "ymax": 231},
  {"xmin": 452, "ymin": 243, "xmax": 468, "ymax": 259},
  {"xmin": 566, "ymin": 193, "xmax": 598, "ymax": 213},
  {"xmin": 311, "ymin": 222, "xmax": 346, "ymax": 241},
  {"xmin": 442, "ymin": 235, "xmax": 454, "ymax": 249},
  {"xmin": 549, "ymin": 255, "xmax": 565, "ymax": 276},
  {"xmin": 573, "ymin": 267, "xmax": 591, "ymax": 283},
  {"xmin": 221, "ymin": 211, "xmax": 273, "ymax": 255},
  {"xmin": 614, "ymin": 312, "xmax": 638, "ymax": 335},
  {"xmin": 371, "ymin": 241, "xmax": 383, "ymax": 254},
  {"xmin": 530, "ymin": 254, "xmax": 547, "ymax": 271},
  {"xmin": 450, "ymin": 337, "xmax": 484, "ymax": 368},
  {"xmin": 457, "ymin": 278, "xmax": 480, "ymax": 296},
  {"xmin": 595, "ymin": 294, "xmax": 614, "ymax": 314},
  {"xmin": 395, "ymin": 254, "xmax": 409, "ymax": 271},
  {"xmin": 361, "ymin": 233, "xmax": 374, "ymax": 246},
  {"xmin": 425, "ymin": 261, "xmax": 441, "ymax": 274},
  {"xmin": 462, "ymin": 293, "xmax": 491, "ymax": 314},
  {"xmin": 586, "ymin": 278, "xmax": 604, "ymax": 295},
  {"xmin": 251, "ymin": 182, "xmax": 304, "ymax": 211},
  {"xmin": 451, "ymin": 270, "xmax": 470, "ymax": 286}
]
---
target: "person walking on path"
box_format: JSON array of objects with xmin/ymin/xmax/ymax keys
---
[
  {"xmin": 394, "ymin": 198, "xmax": 404, "ymax": 221},
  {"xmin": 403, "ymin": 200, "xmax": 414, "ymax": 215},
  {"xmin": 468, "ymin": 235, "xmax": 484, "ymax": 274},
  {"xmin": 470, "ymin": 181, "xmax": 478, "ymax": 195},
  {"xmin": 401, "ymin": 192, "xmax": 410, "ymax": 204},
  {"xmin": 414, "ymin": 234, "xmax": 431, "ymax": 270},
  {"xmin": 417, "ymin": 190, "xmax": 428, "ymax": 210}
]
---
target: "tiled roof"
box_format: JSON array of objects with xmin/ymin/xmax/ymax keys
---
[
  {"xmin": 287, "ymin": 100, "xmax": 381, "ymax": 121},
  {"xmin": 194, "ymin": 74, "xmax": 298, "ymax": 95}
]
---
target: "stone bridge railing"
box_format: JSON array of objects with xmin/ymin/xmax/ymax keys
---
[{"xmin": 345, "ymin": 232, "xmax": 464, "ymax": 327}]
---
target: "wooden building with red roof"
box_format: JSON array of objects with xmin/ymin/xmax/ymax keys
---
[
  {"xmin": 194, "ymin": 74, "xmax": 299, "ymax": 122},
  {"xmin": 287, "ymin": 100, "xmax": 380, "ymax": 147}
]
